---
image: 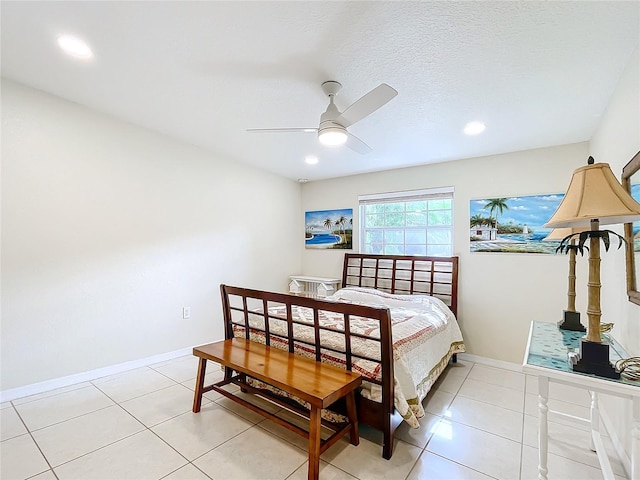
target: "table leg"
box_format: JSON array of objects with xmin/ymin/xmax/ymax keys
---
[
  {"xmin": 632, "ymin": 396, "xmax": 639, "ymax": 480},
  {"xmin": 589, "ymin": 391, "xmax": 599, "ymax": 452},
  {"xmin": 538, "ymin": 376, "xmax": 549, "ymax": 480}
]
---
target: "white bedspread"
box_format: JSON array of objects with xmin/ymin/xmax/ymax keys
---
[{"xmin": 325, "ymin": 287, "xmax": 465, "ymax": 427}]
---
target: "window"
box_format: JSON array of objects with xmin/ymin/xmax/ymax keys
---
[{"xmin": 359, "ymin": 187, "xmax": 453, "ymax": 256}]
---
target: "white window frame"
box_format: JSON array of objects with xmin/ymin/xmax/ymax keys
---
[{"xmin": 358, "ymin": 187, "xmax": 454, "ymax": 257}]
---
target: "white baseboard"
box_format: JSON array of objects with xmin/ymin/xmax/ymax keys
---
[
  {"xmin": 457, "ymin": 353, "xmax": 523, "ymax": 373},
  {"xmin": 0, "ymin": 346, "xmax": 199, "ymax": 403}
]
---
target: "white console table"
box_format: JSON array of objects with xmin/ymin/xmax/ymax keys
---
[
  {"xmin": 522, "ymin": 321, "xmax": 640, "ymax": 480},
  {"xmin": 289, "ymin": 276, "xmax": 341, "ymax": 298}
]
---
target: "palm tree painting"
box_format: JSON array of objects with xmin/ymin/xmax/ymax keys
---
[
  {"xmin": 483, "ymin": 198, "xmax": 509, "ymax": 228},
  {"xmin": 305, "ymin": 209, "xmax": 353, "ymax": 249},
  {"xmin": 470, "ymin": 193, "xmax": 565, "ymax": 253}
]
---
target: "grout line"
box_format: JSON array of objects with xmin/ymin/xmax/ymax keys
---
[
  {"xmin": 46, "ymin": 429, "xmax": 147, "ymax": 472},
  {"xmin": 400, "ymin": 442, "xmax": 422, "ymax": 480},
  {"xmin": 453, "ymin": 390, "xmax": 526, "ymax": 415},
  {"xmin": 31, "ymin": 379, "xmax": 181, "ymax": 473},
  {"xmin": 416, "ymin": 450, "xmax": 502, "ymax": 480},
  {"xmin": 403, "ymin": 448, "xmax": 423, "ymax": 480},
  {"xmin": 34, "ymin": 384, "xmax": 148, "ymax": 472},
  {"xmin": 435, "ymin": 411, "xmax": 524, "ymax": 446},
  {"xmin": 24, "ymin": 469, "xmax": 60, "ymax": 480},
  {"xmin": 10, "ymin": 404, "xmax": 58, "ymax": 478},
  {"xmin": 461, "ymin": 373, "xmax": 528, "ymax": 393},
  {"xmin": 13, "ymin": 392, "xmax": 116, "ymax": 434}
]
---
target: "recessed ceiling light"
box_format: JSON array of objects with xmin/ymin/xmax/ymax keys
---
[
  {"xmin": 305, "ymin": 155, "xmax": 318, "ymax": 165},
  {"xmin": 57, "ymin": 34, "xmax": 93, "ymax": 59},
  {"xmin": 464, "ymin": 121, "xmax": 486, "ymax": 135},
  {"xmin": 298, "ymin": 178, "xmax": 309, "ymax": 183}
]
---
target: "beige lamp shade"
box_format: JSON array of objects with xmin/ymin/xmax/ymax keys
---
[
  {"xmin": 542, "ymin": 227, "xmax": 588, "ymax": 241},
  {"xmin": 545, "ymin": 162, "xmax": 640, "ymax": 228}
]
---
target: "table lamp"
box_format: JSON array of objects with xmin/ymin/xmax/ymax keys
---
[
  {"xmin": 544, "ymin": 157, "xmax": 640, "ymax": 379},
  {"xmin": 543, "ymin": 227, "xmax": 588, "ymax": 332}
]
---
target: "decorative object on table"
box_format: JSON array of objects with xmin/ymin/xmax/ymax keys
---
[
  {"xmin": 469, "ymin": 193, "xmax": 564, "ymax": 254},
  {"xmin": 305, "ymin": 208, "xmax": 353, "ymax": 249},
  {"xmin": 545, "ymin": 156, "xmax": 640, "ymax": 379},
  {"xmin": 543, "ymin": 227, "xmax": 588, "ymax": 331},
  {"xmin": 615, "ymin": 357, "xmax": 640, "ymax": 381},
  {"xmin": 600, "ymin": 322, "xmax": 614, "ymax": 333},
  {"xmin": 621, "ymin": 149, "xmax": 640, "ymax": 305}
]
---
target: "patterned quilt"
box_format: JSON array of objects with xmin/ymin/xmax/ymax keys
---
[{"xmin": 233, "ymin": 286, "xmax": 465, "ymax": 428}]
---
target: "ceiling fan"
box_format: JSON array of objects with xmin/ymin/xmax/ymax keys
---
[{"xmin": 247, "ymin": 81, "xmax": 398, "ymax": 154}]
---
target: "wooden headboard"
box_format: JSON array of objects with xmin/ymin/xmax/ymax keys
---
[{"xmin": 341, "ymin": 253, "xmax": 459, "ymax": 317}]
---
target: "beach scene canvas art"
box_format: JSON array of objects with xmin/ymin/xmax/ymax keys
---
[
  {"xmin": 470, "ymin": 194, "xmax": 565, "ymax": 253},
  {"xmin": 305, "ymin": 208, "xmax": 353, "ymax": 249}
]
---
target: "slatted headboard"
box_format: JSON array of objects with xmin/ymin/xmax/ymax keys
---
[{"xmin": 341, "ymin": 253, "xmax": 459, "ymax": 317}]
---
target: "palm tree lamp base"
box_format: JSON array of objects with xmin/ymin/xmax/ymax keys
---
[
  {"xmin": 558, "ymin": 310, "xmax": 586, "ymax": 332},
  {"xmin": 573, "ymin": 339, "xmax": 620, "ymax": 379}
]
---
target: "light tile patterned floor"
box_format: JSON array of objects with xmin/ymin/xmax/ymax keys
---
[{"xmin": 0, "ymin": 357, "xmax": 629, "ymax": 479}]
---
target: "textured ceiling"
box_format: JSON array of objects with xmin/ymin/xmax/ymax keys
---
[{"xmin": 1, "ymin": 1, "xmax": 639, "ymax": 181}]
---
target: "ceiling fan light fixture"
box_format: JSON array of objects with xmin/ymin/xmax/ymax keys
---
[{"xmin": 318, "ymin": 126, "xmax": 348, "ymax": 146}]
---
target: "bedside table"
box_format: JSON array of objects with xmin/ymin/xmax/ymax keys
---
[{"xmin": 522, "ymin": 321, "xmax": 639, "ymax": 480}]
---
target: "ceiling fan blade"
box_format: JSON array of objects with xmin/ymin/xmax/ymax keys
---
[
  {"xmin": 247, "ymin": 128, "xmax": 317, "ymax": 133},
  {"xmin": 335, "ymin": 83, "xmax": 398, "ymax": 128},
  {"xmin": 345, "ymin": 131, "xmax": 372, "ymax": 155}
]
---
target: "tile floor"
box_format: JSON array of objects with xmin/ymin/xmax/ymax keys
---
[{"xmin": 0, "ymin": 356, "xmax": 629, "ymax": 480}]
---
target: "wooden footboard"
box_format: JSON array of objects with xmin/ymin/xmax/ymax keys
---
[{"xmin": 219, "ymin": 284, "xmax": 398, "ymax": 458}]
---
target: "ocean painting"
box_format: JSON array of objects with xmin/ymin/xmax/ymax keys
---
[
  {"xmin": 470, "ymin": 194, "xmax": 565, "ymax": 254},
  {"xmin": 305, "ymin": 208, "xmax": 353, "ymax": 249}
]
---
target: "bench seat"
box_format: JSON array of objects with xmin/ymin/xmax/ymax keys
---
[{"xmin": 192, "ymin": 338, "xmax": 362, "ymax": 480}]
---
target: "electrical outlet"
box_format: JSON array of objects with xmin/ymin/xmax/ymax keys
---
[{"xmin": 182, "ymin": 307, "xmax": 191, "ymax": 319}]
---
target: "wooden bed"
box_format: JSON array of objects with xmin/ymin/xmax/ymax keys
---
[{"xmin": 218, "ymin": 253, "xmax": 461, "ymax": 459}]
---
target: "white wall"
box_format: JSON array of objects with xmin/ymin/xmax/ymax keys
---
[
  {"xmin": 591, "ymin": 46, "xmax": 640, "ymax": 357},
  {"xmin": 301, "ymin": 142, "xmax": 590, "ymax": 364},
  {"xmin": 1, "ymin": 79, "xmax": 301, "ymax": 391},
  {"xmin": 588, "ymin": 46, "xmax": 640, "ymax": 468}
]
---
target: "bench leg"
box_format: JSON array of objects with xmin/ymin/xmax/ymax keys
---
[
  {"xmin": 308, "ymin": 406, "xmax": 322, "ymax": 480},
  {"xmin": 345, "ymin": 391, "xmax": 359, "ymax": 446},
  {"xmin": 239, "ymin": 372, "xmax": 249, "ymax": 393},
  {"xmin": 192, "ymin": 357, "xmax": 207, "ymax": 413}
]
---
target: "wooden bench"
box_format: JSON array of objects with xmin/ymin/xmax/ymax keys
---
[{"xmin": 192, "ymin": 338, "xmax": 362, "ymax": 480}]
